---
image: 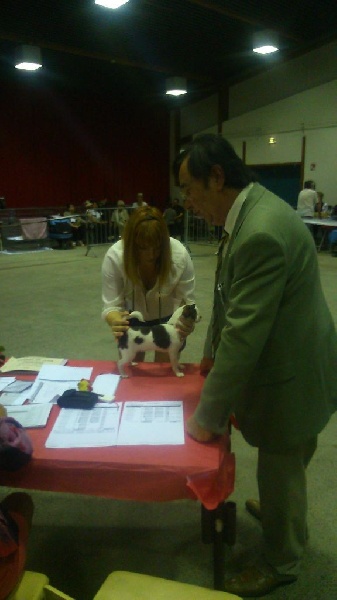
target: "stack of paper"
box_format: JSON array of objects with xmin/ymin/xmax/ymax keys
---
[
  {"xmin": 0, "ymin": 356, "xmax": 66, "ymax": 373},
  {"xmin": 28, "ymin": 365, "xmax": 93, "ymax": 404},
  {"xmin": 7, "ymin": 404, "xmax": 53, "ymax": 428}
]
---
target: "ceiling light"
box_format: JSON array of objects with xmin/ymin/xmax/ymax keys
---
[
  {"xmin": 95, "ymin": 0, "xmax": 129, "ymax": 8},
  {"xmin": 15, "ymin": 45, "xmax": 42, "ymax": 71},
  {"xmin": 253, "ymin": 31, "xmax": 279, "ymax": 55},
  {"xmin": 166, "ymin": 77, "xmax": 187, "ymax": 97}
]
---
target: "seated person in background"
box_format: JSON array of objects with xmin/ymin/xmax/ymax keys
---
[
  {"xmin": 297, "ymin": 180, "xmax": 318, "ymax": 218},
  {"xmin": 85, "ymin": 201, "xmax": 108, "ymax": 243},
  {"xmin": 0, "ymin": 405, "xmax": 34, "ymax": 600},
  {"xmin": 163, "ymin": 201, "xmax": 177, "ymax": 237},
  {"xmin": 101, "ymin": 205, "xmax": 197, "ymax": 363},
  {"xmin": 132, "ymin": 192, "xmax": 148, "ymax": 209},
  {"xmin": 64, "ymin": 203, "xmax": 85, "ymax": 246},
  {"xmin": 314, "ymin": 192, "xmax": 324, "ymax": 216},
  {"xmin": 111, "ymin": 200, "xmax": 129, "ymax": 240},
  {"xmin": 331, "ymin": 204, "xmax": 337, "ymax": 218},
  {"xmin": 85, "ymin": 200, "xmax": 102, "ymax": 222},
  {"xmin": 172, "ymin": 197, "xmax": 185, "ymax": 241}
]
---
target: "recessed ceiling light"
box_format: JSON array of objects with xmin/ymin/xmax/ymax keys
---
[
  {"xmin": 15, "ymin": 45, "xmax": 42, "ymax": 71},
  {"xmin": 95, "ymin": 0, "xmax": 129, "ymax": 8},
  {"xmin": 166, "ymin": 77, "xmax": 187, "ymax": 97}
]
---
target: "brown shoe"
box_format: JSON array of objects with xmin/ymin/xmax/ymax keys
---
[
  {"xmin": 245, "ymin": 498, "xmax": 261, "ymax": 521},
  {"xmin": 224, "ymin": 565, "xmax": 296, "ymax": 597}
]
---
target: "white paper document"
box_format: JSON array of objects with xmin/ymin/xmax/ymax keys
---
[
  {"xmin": 0, "ymin": 377, "xmax": 16, "ymax": 392},
  {"xmin": 0, "ymin": 356, "xmax": 66, "ymax": 373},
  {"xmin": 38, "ymin": 365, "xmax": 92, "ymax": 381},
  {"xmin": 0, "ymin": 390, "xmax": 32, "ymax": 406},
  {"xmin": 7, "ymin": 404, "xmax": 53, "ymax": 428},
  {"xmin": 28, "ymin": 380, "xmax": 77, "ymax": 404},
  {"xmin": 117, "ymin": 401, "xmax": 184, "ymax": 446},
  {"xmin": 27, "ymin": 365, "xmax": 94, "ymax": 404},
  {"xmin": 92, "ymin": 374, "xmax": 120, "ymax": 401},
  {"xmin": 1, "ymin": 380, "xmax": 32, "ymax": 393},
  {"xmin": 45, "ymin": 404, "xmax": 122, "ymax": 448}
]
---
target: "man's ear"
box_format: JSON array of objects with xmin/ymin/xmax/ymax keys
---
[{"xmin": 210, "ymin": 164, "xmax": 225, "ymax": 190}]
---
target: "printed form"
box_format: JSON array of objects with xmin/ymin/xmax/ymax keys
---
[
  {"xmin": 45, "ymin": 404, "xmax": 122, "ymax": 448},
  {"xmin": 44, "ymin": 401, "xmax": 184, "ymax": 448},
  {"xmin": 117, "ymin": 401, "xmax": 184, "ymax": 445}
]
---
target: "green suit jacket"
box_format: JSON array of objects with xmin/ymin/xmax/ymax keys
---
[{"xmin": 195, "ymin": 183, "xmax": 337, "ymax": 452}]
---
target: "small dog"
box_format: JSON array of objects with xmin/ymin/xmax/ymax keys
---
[{"xmin": 117, "ymin": 304, "xmax": 200, "ymax": 378}]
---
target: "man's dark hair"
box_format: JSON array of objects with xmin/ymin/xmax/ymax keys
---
[
  {"xmin": 304, "ymin": 180, "xmax": 315, "ymax": 189},
  {"xmin": 173, "ymin": 134, "xmax": 255, "ymax": 189}
]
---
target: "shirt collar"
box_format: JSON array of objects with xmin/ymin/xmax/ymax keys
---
[{"xmin": 224, "ymin": 183, "xmax": 254, "ymax": 236}]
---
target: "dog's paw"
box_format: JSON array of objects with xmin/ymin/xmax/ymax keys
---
[
  {"xmin": 120, "ymin": 373, "xmax": 129, "ymax": 378},
  {"xmin": 176, "ymin": 371, "xmax": 184, "ymax": 377},
  {"xmin": 131, "ymin": 361, "xmax": 138, "ymax": 366}
]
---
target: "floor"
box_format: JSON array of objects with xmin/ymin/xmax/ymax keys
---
[{"xmin": 1, "ymin": 241, "xmax": 337, "ymax": 599}]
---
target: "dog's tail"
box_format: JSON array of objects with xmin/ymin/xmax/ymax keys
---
[{"xmin": 128, "ymin": 310, "xmax": 145, "ymax": 322}]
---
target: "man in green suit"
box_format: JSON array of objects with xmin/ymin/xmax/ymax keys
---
[{"xmin": 174, "ymin": 134, "xmax": 337, "ymax": 597}]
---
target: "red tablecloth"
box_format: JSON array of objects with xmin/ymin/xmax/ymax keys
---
[{"xmin": 0, "ymin": 361, "xmax": 235, "ymax": 509}]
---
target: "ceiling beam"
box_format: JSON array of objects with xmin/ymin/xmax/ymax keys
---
[
  {"xmin": 182, "ymin": 0, "xmax": 303, "ymax": 42},
  {"xmin": 0, "ymin": 31, "xmax": 212, "ymax": 83}
]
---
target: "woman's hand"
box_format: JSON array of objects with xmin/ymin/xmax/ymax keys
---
[{"xmin": 105, "ymin": 311, "xmax": 130, "ymax": 340}]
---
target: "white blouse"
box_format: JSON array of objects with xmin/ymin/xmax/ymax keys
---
[{"xmin": 101, "ymin": 238, "xmax": 196, "ymax": 322}]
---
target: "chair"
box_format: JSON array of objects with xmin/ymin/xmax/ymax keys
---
[
  {"xmin": 48, "ymin": 219, "xmax": 73, "ymax": 249},
  {"xmin": 7, "ymin": 570, "xmax": 74, "ymax": 600},
  {"xmin": 7, "ymin": 570, "xmax": 241, "ymax": 600},
  {"xmin": 328, "ymin": 229, "xmax": 337, "ymax": 256},
  {"xmin": 93, "ymin": 571, "xmax": 242, "ymax": 600}
]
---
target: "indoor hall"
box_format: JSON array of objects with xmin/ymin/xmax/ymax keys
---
[{"xmin": 1, "ymin": 242, "xmax": 336, "ymax": 599}]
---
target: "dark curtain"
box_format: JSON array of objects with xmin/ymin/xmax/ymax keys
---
[{"xmin": 0, "ymin": 78, "xmax": 169, "ymax": 211}]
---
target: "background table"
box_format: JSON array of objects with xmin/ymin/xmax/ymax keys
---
[
  {"xmin": 0, "ymin": 360, "xmax": 236, "ymax": 589},
  {"xmin": 303, "ymin": 217, "xmax": 337, "ymax": 251}
]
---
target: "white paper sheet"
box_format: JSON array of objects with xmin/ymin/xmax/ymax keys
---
[
  {"xmin": 0, "ymin": 377, "xmax": 16, "ymax": 391},
  {"xmin": 117, "ymin": 401, "xmax": 184, "ymax": 446},
  {"xmin": 7, "ymin": 404, "xmax": 53, "ymax": 428},
  {"xmin": 0, "ymin": 390, "xmax": 32, "ymax": 406},
  {"xmin": 92, "ymin": 374, "xmax": 120, "ymax": 401},
  {"xmin": 27, "ymin": 365, "xmax": 93, "ymax": 404},
  {"xmin": 28, "ymin": 380, "xmax": 77, "ymax": 404},
  {"xmin": 38, "ymin": 365, "xmax": 92, "ymax": 381},
  {"xmin": 0, "ymin": 356, "xmax": 66, "ymax": 373},
  {"xmin": 1, "ymin": 380, "xmax": 32, "ymax": 393},
  {"xmin": 45, "ymin": 404, "xmax": 122, "ymax": 448}
]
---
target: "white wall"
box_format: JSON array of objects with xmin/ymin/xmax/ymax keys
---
[
  {"xmin": 229, "ymin": 40, "xmax": 337, "ymax": 118},
  {"xmin": 174, "ymin": 42, "xmax": 337, "ymax": 204}
]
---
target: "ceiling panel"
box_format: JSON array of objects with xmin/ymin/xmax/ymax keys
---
[{"xmin": 0, "ymin": 0, "xmax": 336, "ymax": 106}]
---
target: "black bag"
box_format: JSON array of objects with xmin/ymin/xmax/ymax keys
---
[{"xmin": 57, "ymin": 389, "xmax": 99, "ymax": 410}]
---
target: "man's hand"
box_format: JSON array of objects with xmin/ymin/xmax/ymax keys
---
[
  {"xmin": 105, "ymin": 311, "xmax": 130, "ymax": 340},
  {"xmin": 186, "ymin": 415, "xmax": 218, "ymax": 443},
  {"xmin": 200, "ymin": 357, "xmax": 214, "ymax": 376}
]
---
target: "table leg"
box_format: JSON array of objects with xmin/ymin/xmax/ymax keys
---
[
  {"xmin": 201, "ymin": 501, "xmax": 236, "ymax": 590},
  {"xmin": 318, "ymin": 232, "xmax": 325, "ymax": 251}
]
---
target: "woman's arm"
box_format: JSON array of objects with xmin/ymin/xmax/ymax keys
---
[{"xmin": 101, "ymin": 246, "xmax": 127, "ymax": 321}]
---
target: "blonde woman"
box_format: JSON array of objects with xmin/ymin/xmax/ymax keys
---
[{"xmin": 102, "ymin": 205, "xmax": 197, "ymax": 362}]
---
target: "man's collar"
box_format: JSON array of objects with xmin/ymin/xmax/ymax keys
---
[{"xmin": 225, "ymin": 183, "xmax": 254, "ymax": 236}]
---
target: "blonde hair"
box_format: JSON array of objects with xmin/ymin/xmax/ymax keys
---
[{"xmin": 123, "ymin": 206, "xmax": 172, "ymax": 286}]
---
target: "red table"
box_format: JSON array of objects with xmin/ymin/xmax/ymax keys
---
[{"xmin": 0, "ymin": 360, "xmax": 236, "ymax": 589}]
